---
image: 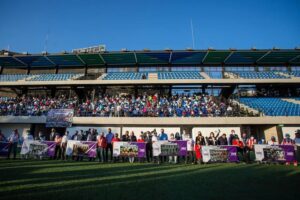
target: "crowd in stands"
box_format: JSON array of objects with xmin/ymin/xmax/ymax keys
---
[{"xmin": 0, "ymin": 93, "xmax": 241, "ymax": 117}]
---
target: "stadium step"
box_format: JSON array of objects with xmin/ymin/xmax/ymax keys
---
[
  {"xmin": 148, "ymin": 73, "xmax": 158, "ymax": 80},
  {"xmin": 200, "ymin": 72, "xmax": 210, "ymax": 79},
  {"xmin": 281, "ymin": 98, "xmax": 300, "ymax": 105},
  {"xmin": 98, "ymin": 73, "xmax": 108, "ymax": 80}
]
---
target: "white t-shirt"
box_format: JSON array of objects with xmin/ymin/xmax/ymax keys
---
[
  {"xmin": 267, "ymin": 141, "xmax": 278, "ymax": 145},
  {"xmin": 152, "ymin": 135, "xmax": 158, "ymax": 142}
]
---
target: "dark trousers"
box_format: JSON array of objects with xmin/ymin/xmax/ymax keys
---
[
  {"xmin": 7, "ymin": 142, "xmax": 17, "ymax": 159},
  {"xmin": 97, "ymin": 147, "xmax": 106, "ymax": 162},
  {"xmin": 146, "ymin": 143, "xmax": 153, "ymax": 162},
  {"xmin": 54, "ymin": 144, "xmax": 61, "ymax": 159},
  {"xmin": 106, "ymin": 143, "xmax": 113, "ymax": 161},
  {"xmin": 185, "ymin": 151, "xmax": 194, "ymax": 163},
  {"xmin": 61, "ymin": 144, "xmax": 66, "ymax": 160}
]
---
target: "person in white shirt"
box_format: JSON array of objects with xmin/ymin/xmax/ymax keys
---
[
  {"xmin": 61, "ymin": 131, "xmax": 69, "ymax": 160},
  {"xmin": 294, "ymin": 131, "xmax": 300, "ymax": 145},
  {"xmin": 168, "ymin": 133, "xmax": 177, "ymax": 164},
  {"xmin": 182, "ymin": 130, "xmax": 194, "ymax": 164}
]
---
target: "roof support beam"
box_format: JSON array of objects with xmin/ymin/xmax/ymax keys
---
[
  {"xmin": 168, "ymin": 52, "xmax": 173, "ymax": 63},
  {"xmin": 76, "ymin": 54, "xmax": 86, "ymax": 65},
  {"xmin": 223, "ymin": 51, "xmax": 235, "ymax": 63},
  {"xmin": 201, "ymin": 51, "xmax": 209, "ymax": 64},
  {"xmin": 289, "ymin": 54, "xmax": 300, "ymax": 63},
  {"xmin": 98, "ymin": 54, "xmax": 106, "ymax": 64},
  {"xmin": 256, "ymin": 51, "xmax": 271, "ymax": 63},
  {"xmin": 44, "ymin": 55, "xmax": 56, "ymax": 66},
  {"xmin": 12, "ymin": 56, "xmax": 28, "ymax": 67},
  {"xmin": 133, "ymin": 52, "xmax": 138, "ymax": 64}
]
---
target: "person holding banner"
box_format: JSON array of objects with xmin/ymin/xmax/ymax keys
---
[
  {"xmin": 183, "ymin": 131, "xmax": 194, "ymax": 164},
  {"xmin": 130, "ymin": 131, "xmax": 137, "ymax": 142},
  {"xmin": 7, "ymin": 129, "xmax": 19, "ymax": 159},
  {"xmin": 106, "ymin": 128, "xmax": 114, "ymax": 162},
  {"xmin": 145, "ymin": 131, "xmax": 153, "ymax": 162},
  {"xmin": 159, "ymin": 129, "xmax": 168, "ymax": 163},
  {"xmin": 50, "ymin": 128, "xmax": 56, "ymax": 141},
  {"xmin": 194, "ymin": 140, "xmax": 202, "ymax": 164},
  {"xmin": 281, "ymin": 134, "xmax": 297, "ymax": 166},
  {"xmin": 112, "ymin": 133, "xmax": 121, "ymax": 162},
  {"xmin": 195, "ymin": 131, "xmax": 206, "ymax": 146},
  {"xmin": 217, "ymin": 134, "xmax": 228, "ymax": 145},
  {"xmin": 54, "ymin": 134, "xmax": 62, "ymax": 160},
  {"xmin": 97, "ymin": 132, "xmax": 107, "ymax": 163},
  {"xmin": 246, "ymin": 136, "xmax": 257, "ymax": 163},
  {"xmin": 122, "ymin": 131, "xmax": 130, "ymax": 141},
  {"xmin": 61, "ymin": 131, "xmax": 69, "ymax": 160},
  {"xmin": 206, "ymin": 131, "xmax": 220, "ymax": 146},
  {"xmin": 168, "ymin": 133, "xmax": 177, "ymax": 164}
]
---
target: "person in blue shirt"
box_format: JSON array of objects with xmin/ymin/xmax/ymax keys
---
[
  {"xmin": 105, "ymin": 128, "xmax": 114, "ymax": 162},
  {"xmin": 159, "ymin": 129, "xmax": 168, "ymax": 141}
]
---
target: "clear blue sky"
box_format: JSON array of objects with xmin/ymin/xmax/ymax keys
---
[{"xmin": 0, "ymin": 0, "xmax": 299, "ymax": 53}]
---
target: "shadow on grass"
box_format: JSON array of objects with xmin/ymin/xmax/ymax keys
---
[{"xmin": 0, "ymin": 159, "xmax": 299, "ymax": 200}]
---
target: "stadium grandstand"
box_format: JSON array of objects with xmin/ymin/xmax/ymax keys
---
[{"xmin": 0, "ymin": 48, "xmax": 299, "ymax": 142}]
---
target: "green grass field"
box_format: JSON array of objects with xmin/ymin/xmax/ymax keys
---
[{"xmin": 0, "ymin": 159, "xmax": 299, "ymax": 200}]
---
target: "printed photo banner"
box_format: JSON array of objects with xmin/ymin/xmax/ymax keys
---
[
  {"xmin": 152, "ymin": 141, "xmax": 180, "ymax": 156},
  {"xmin": 254, "ymin": 144, "xmax": 295, "ymax": 162},
  {"xmin": 46, "ymin": 109, "xmax": 74, "ymax": 128},
  {"xmin": 113, "ymin": 142, "xmax": 146, "ymax": 158},
  {"xmin": 202, "ymin": 146, "xmax": 238, "ymax": 163},
  {"xmin": 0, "ymin": 142, "xmax": 10, "ymax": 156},
  {"xmin": 20, "ymin": 140, "xmax": 56, "ymax": 157},
  {"xmin": 66, "ymin": 140, "xmax": 97, "ymax": 158},
  {"xmin": 171, "ymin": 140, "xmax": 187, "ymax": 156}
]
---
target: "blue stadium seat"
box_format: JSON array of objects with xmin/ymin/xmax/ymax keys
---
[
  {"xmin": 240, "ymin": 97, "xmax": 300, "ymax": 116},
  {"xmin": 0, "ymin": 74, "xmax": 30, "ymax": 82},
  {"xmin": 158, "ymin": 72, "xmax": 204, "ymax": 79},
  {"xmin": 206, "ymin": 72, "xmax": 223, "ymax": 79},
  {"xmin": 28, "ymin": 73, "xmax": 82, "ymax": 81},
  {"xmin": 103, "ymin": 72, "xmax": 148, "ymax": 80},
  {"xmin": 232, "ymin": 72, "xmax": 288, "ymax": 79}
]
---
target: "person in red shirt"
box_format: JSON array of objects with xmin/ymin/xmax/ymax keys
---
[
  {"xmin": 97, "ymin": 132, "xmax": 107, "ymax": 163},
  {"xmin": 137, "ymin": 134, "xmax": 145, "ymax": 142},
  {"xmin": 194, "ymin": 140, "xmax": 202, "ymax": 164}
]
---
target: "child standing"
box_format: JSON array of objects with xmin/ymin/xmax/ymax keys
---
[{"xmin": 194, "ymin": 140, "xmax": 202, "ymax": 164}]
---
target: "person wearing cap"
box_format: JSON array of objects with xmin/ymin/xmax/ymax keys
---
[
  {"xmin": 281, "ymin": 133, "xmax": 297, "ymax": 166},
  {"xmin": 267, "ymin": 136, "xmax": 278, "ymax": 145}
]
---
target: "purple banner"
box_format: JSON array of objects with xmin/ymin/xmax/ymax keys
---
[
  {"xmin": 81, "ymin": 141, "xmax": 97, "ymax": 158},
  {"xmin": 221, "ymin": 145, "xmax": 238, "ymax": 162},
  {"xmin": 279, "ymin": 145, "xmax": 296, "ymax": 162},
  {"xmin": 0, "ymin": 142, "xmax": 9, "ymax": 157},
  {"xmin": 42, "ymin": 141, "xmax": 56, "ymax": 157},
  {"xmin": 130, "ymin": 142, "xmax": 146, "ymax": 158},
  {"xmin": 171, "ymin": 140, "xmax": 187, "ymax": 156}
]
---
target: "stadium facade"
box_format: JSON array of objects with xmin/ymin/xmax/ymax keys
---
[{"xmin": 0, "ymin": 48, "xmax": 300, "ymax": 141}]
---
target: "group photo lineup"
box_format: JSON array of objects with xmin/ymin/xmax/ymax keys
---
[{"xmin": 0, "ymin": 0, "xmax": 299, "ymax": 200}]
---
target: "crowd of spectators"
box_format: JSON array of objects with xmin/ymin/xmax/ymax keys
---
[{"xmin": 0, "ymin": 93, "xmax": 242, "ymax": 117}]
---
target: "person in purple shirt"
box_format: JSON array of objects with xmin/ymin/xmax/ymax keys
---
[{"xmin": 105, "ymin": 128, "xmax": 114, "ymax": 162}]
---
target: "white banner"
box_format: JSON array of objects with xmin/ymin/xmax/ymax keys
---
[
  {"xmin": 202, "ymin": 146, "xmax": 228, "ymax": 163},
  {"xmin": 20, "ymin": 140, "xmax": 48, "ymax": 156}
]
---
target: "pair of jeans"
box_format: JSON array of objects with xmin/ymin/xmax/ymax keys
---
[{"xmin": 97, "ymin": 147, "xmax": 106, "ymax": 162}]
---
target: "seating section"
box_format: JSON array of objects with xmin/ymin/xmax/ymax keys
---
[
  {"xmin": 232, "ymin": 72, "xmax": 288, "ymax": 79},
  {"xmin": 286, "ymin": 72, "xmax": 300, "ymax": 77},
  {"xmin": 28, "ymin": 73, "xmax": 82, "ymax": 81},
  {"xmin": 206, "ymin": 72, "xmax": 223, "ymax": 79},
  {"xmin": 158, "ymin": 72, "xmax": 204, "ymax": 79},
  {"xmin": 240, "ymin": 97, "xmax": 300, "ymax": 116},
  {"xmin": 0, "ymin": 74, "xmax": 30, "ymax": 81},
  {"xmin": 103, "ymin": 72, "xmax": 148, "ymax": 80}
]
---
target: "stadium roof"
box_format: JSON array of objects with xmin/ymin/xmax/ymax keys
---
[{"xmin": 0, "ymin": 49, "xmax": 300, "ymax": 68}]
